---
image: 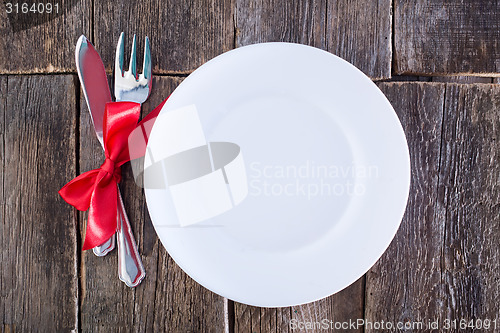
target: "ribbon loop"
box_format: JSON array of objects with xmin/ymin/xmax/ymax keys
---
[
  {"xmin": 59, "ymin": 101, "xmax": 141, "ymax": 250},
  {"xmin": 59, "ymin": 99, "xmax": 168, "ymax": 250}
]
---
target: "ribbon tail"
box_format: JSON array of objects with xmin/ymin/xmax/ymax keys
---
[
  {"xmin": 128, "ymin": 98, "xmax": 168, "ymax": 160},
  {"xmin": 140, "ymin": 98, "xmax": 167, "ymax": 125},
  {"xmin": 59, "ymin": 169, "xmax": 100, "ymax": 211},
  {"xmin": 82, "ymin": 175, "xmax": 119, "ymax": 250}
]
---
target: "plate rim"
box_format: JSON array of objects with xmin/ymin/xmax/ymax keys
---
[{"xmin": 144, "ymin": 42, "xmax": 411, "ymax": 307}]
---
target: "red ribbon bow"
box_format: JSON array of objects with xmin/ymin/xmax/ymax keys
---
[{"xmin": 59, "ymin": 99, "xmax": 166, "ymax": 250}]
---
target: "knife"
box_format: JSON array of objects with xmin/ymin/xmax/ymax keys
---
[{"xmin": 75, "ymin": 35, "xmax": 115, "ymax": 256}]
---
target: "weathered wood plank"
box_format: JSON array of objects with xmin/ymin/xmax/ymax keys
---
[
  {"xmin": 0, "ymin": 75, "xmax": 78, "ymax": 331},
  {"xmin": 0, "ymin": 0, "xmax": 91, "ymax": 73},
  {"xmin": 235, "ymin": 0, "xmax": 391, "ymax": 79},
  {"xmin": 235, "ymin": 303, "xmax": 292, "ymax": 332},
  {"xmin": 80, "ymin": 76, "xmax": 226, "ymax": 332},
  {"xmin": 325, "ymin": 0, "xmax": 391, "ymax": 80},
  {"xmin": 234, "ymin": 277, "xmax": 365, "ymax": 332},
  {"xmin": 366, "ymin": 82, "xmax": 446, "ymax": 331},
  {"xmin": 293, "ymin": 277, "xmax": 365, "ymax": 333},
  {"xmin": 235, "ymin": 0, "xmax": 327, "ymax": 50},
  {"xmin": 439, "ymin": 84, "xmax": 500, "ymax": 325},
  {"xmin": 94, "ymin": 0, "xmax": 234, "ymax": 74},
  {"xmin": 328, "ymin": 277, "xmax": 365, "ymax": 333},
  {"xmin": 395, "ymin": 1, "xmax": 500, "ymax": 76},
  {"xmin": 366, "ymin": 82, "xmax": 500, "ymax": 331}
]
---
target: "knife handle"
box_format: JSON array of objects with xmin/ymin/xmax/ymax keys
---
[{"xmin": 116, "ymin": 185, "xmax": 146, "ymax": 287}]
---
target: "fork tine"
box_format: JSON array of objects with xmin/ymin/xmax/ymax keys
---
[
  {"xmin": 115, "ymin": 32, "xmax": 125, "ymax": 78},
  {"xmin": 114, "ymin": 33, "xmax": 152, "ymax": 104},
  {"xmin": 129, "ymin": 34, "xmax": 137, "ymax": 80},
  {"xmin": 142, "ymin": 36, "xmax": 152, "ymax": 83}
]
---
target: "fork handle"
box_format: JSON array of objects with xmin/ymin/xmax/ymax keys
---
[
  {"xmin": 116, "ymin": 185, "xmax": 146, "ymax": 287},
  {"xmin": 93, "ymin": 235, "xmax": 115, "ymax": 256}
]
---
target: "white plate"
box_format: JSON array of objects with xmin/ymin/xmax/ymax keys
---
[{"xmin": 144, "ymin": 43, "xmax": 410, "ymax": 307}]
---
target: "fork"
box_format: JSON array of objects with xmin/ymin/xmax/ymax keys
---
[{"xmin": 112, "ymin": 32, "xmax": 151, "ymax": 287}]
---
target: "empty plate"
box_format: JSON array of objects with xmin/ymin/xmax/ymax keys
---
[{"xmin": 144, "ymin": 43, "xmax": 410, "ymax": 307}]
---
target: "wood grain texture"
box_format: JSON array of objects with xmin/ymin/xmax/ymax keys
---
[
  {"xmin": 0, "ymin": 75, "xmax": 78, "ymax": 331},
  {"xmin": 366, "ymin": 82, "xmax": 446, "ymax": 331},
  {"xmin": 366, "ymin": 82, "xmax": 500, "ymax": 331},
  {"xmin": 439, "ymin": 84, "xmax": 500, "ymax": 324},
  {"xmin": 235, "ymin": 0, "xmax": 327, "ymax": 50},
  {"xmin": 292, "ymin": 277, "xmax": 365, "ymax": 333},
  {"xmin": 234, "ymin": 276, "xmax": 365, "ymax": 332},
  {"xmin": 0, "ymin": 0, "xmax": 91, "ymax": 73},
  {"xmin": 325, "ymin": 0, "xmax": 391, "ymax": 80},
  {"xmin": 93, "ymin": 0, "xmax": 234, "ymax": 74},
  {"xmin": 235, "ymin": 303, "xmax": 292, "ymax": 332},
  {"xmin": 235, "ymin": 0, "xmax": 391, "ymax": 79},
  {"xmin": 79, "ymin": 76, "xmax": 226, "ymax": 332},
  {"xmin": 395, "ymin": 1, "xmax": 500, "ymax": 76}
]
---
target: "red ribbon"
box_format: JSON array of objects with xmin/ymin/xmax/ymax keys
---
[{"xmin": 59, "ymin": 99, "xmax": 166, "ymax": 250}]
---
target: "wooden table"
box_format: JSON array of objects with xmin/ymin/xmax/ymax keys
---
[{"xmin": 1, "ymin": 1, "xmax": 499, "ymax": 332}]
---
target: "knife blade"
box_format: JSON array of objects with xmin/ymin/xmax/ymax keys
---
[
  {"xmin": 75, "ymin": 35, "xmax": 112, "ymax": 145},
  {"xmin": 75, "ymin": 35, "xmax": 115, "ymax": 256}
]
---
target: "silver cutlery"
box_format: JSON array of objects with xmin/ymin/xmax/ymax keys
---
[
  {"xmin": 113, "ymin": 32, "xmax": 151, "ymax": 287},
  {"xmin": 114, "ymin": 33, "xmax": 152, "ymax": 103},
  {"xmin": 75, "ymin": 34, "xmax": 147, "ymax": 287}
]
